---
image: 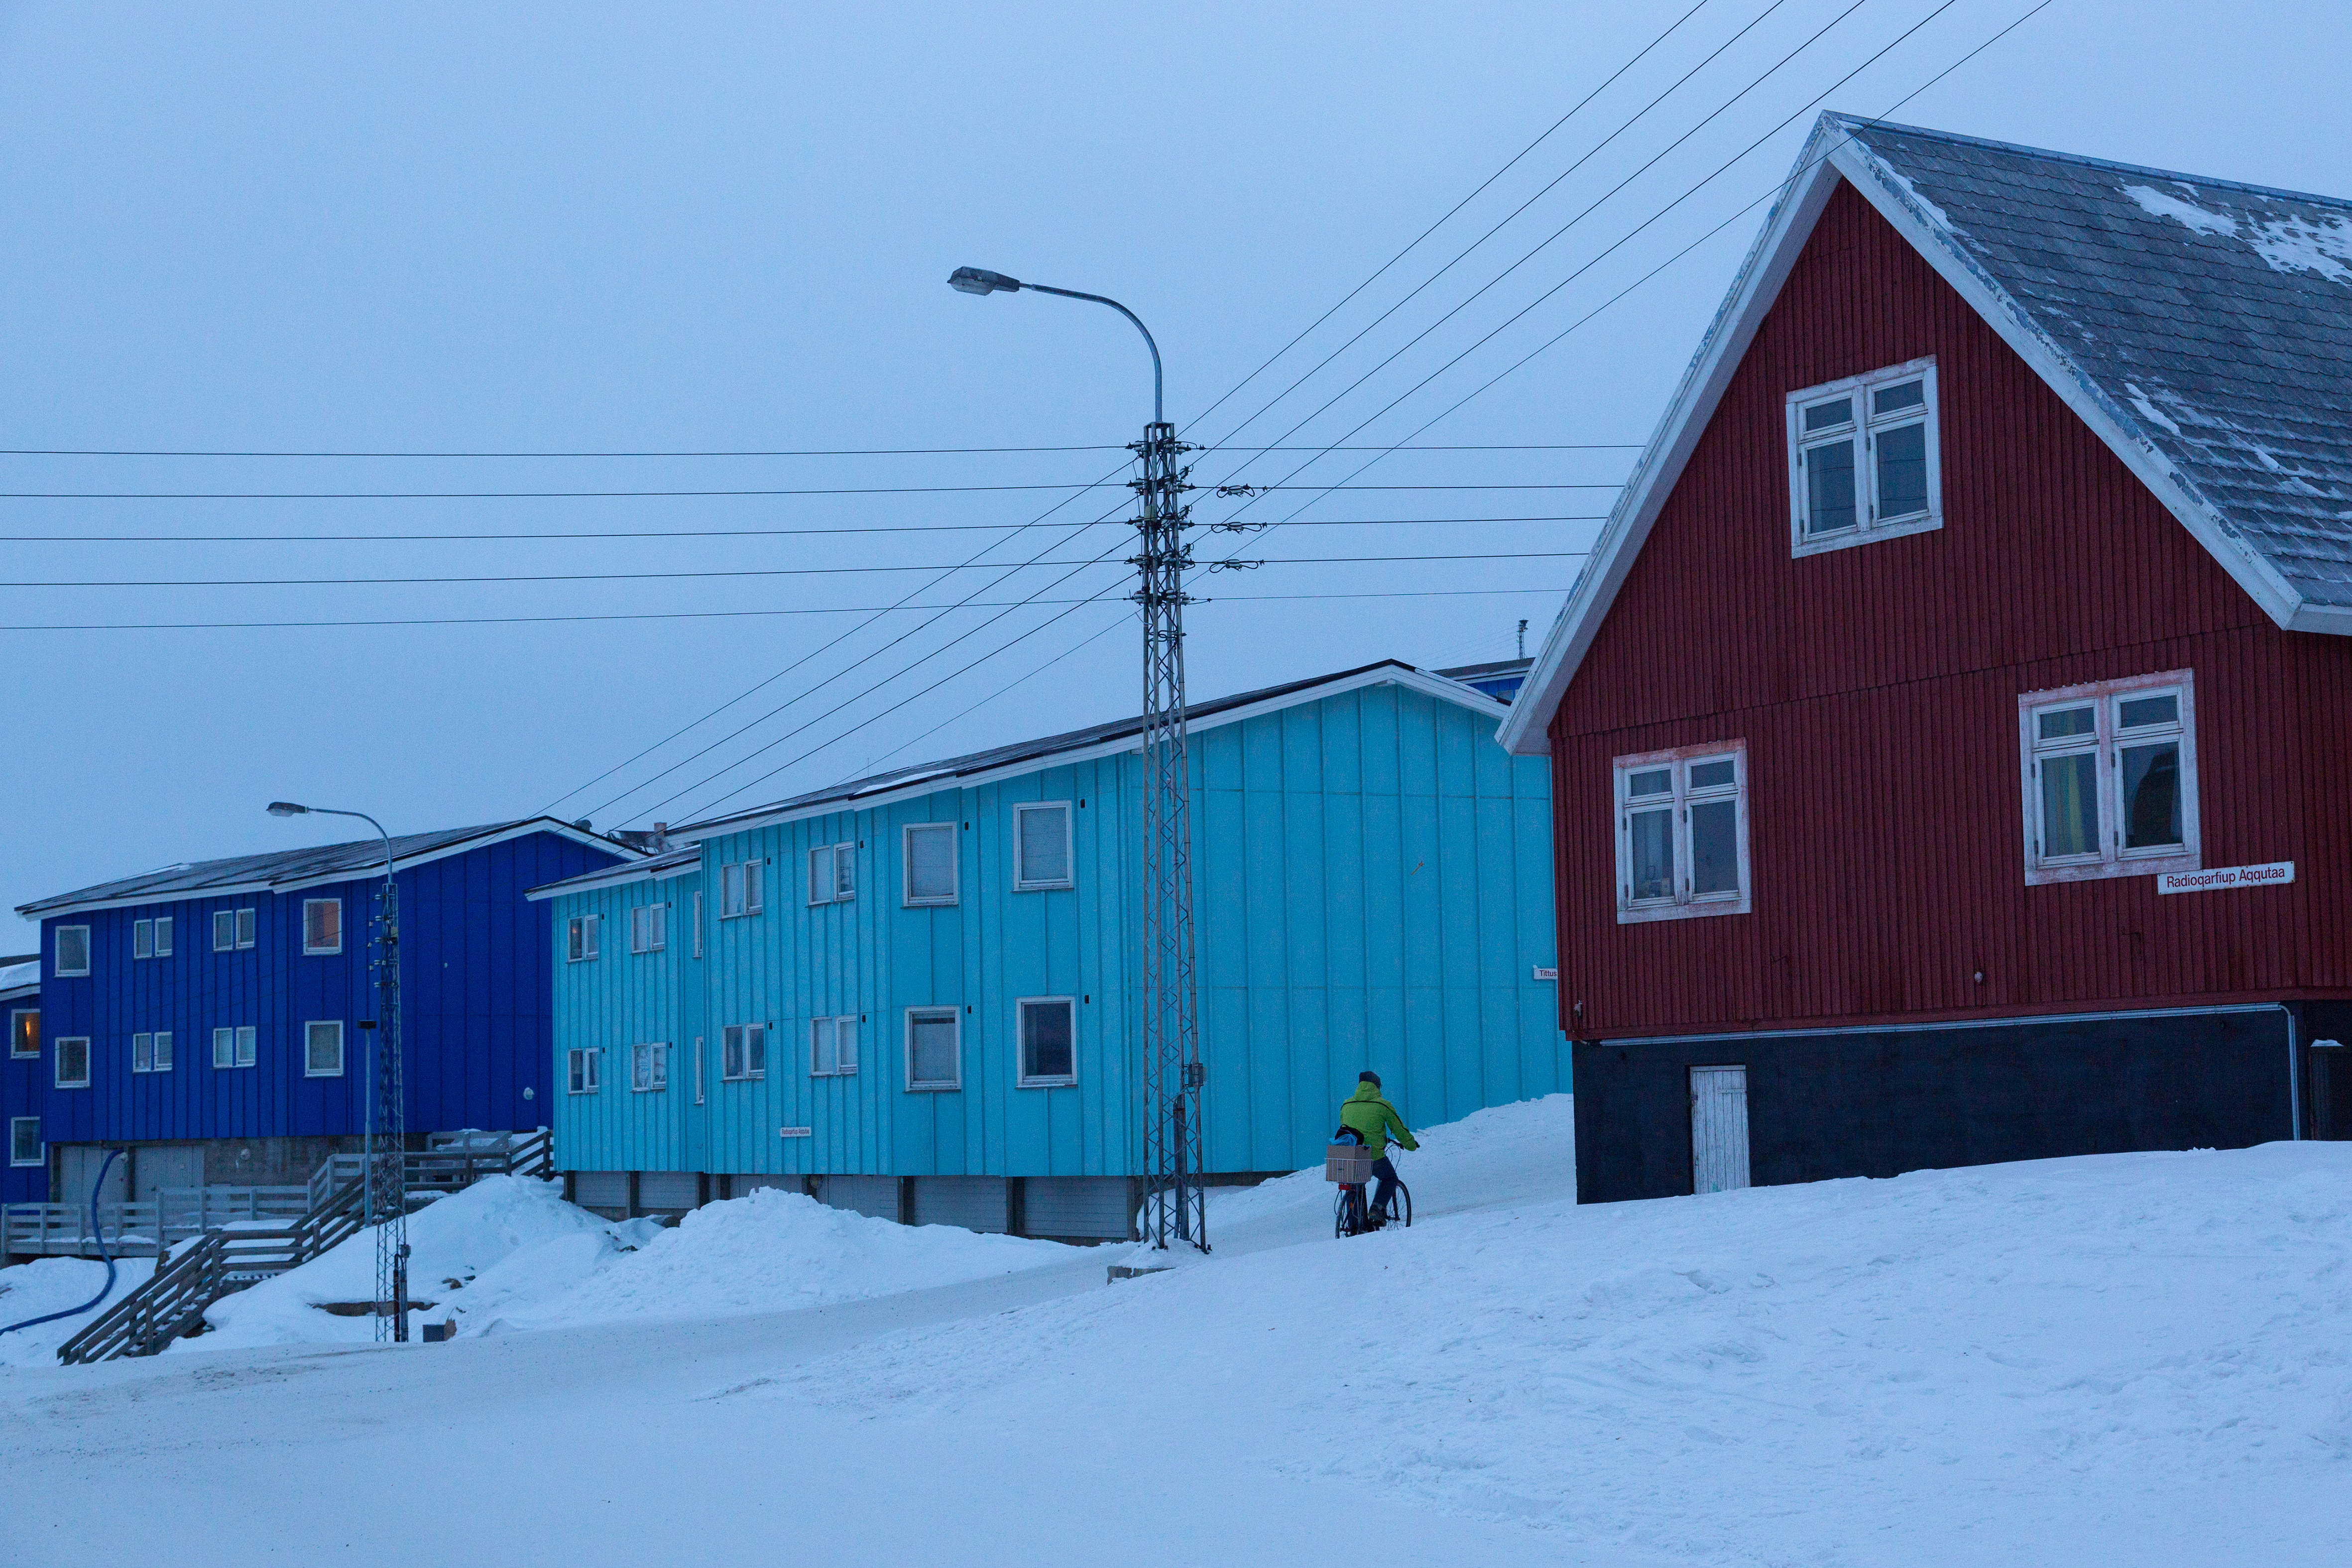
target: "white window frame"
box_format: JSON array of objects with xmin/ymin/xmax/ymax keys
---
[
  {"xmin": 810, "ymin": 1015, "xmax": 859, "ymax": 1077},
  {"xmin": 567, "ymin": 913, "xmax": 599, "ymax": 963},
  {"xmin": 213, "ymin": 1024, "xmax": 256, "ymax": 1069},
  {"xmin": 693, "ymin": 1034, "xmax": 705, "ymax": 1104},
  {"xmin": 133, "ymin": 1031, "xmax": 173, "ymax": 1073},
  {"xmin": 152, "ymin": 914, "xmax": 172, "ymax": 957},
  {"xmin": 305, "ymin": 1020, "xmax": 345, "ymax": 1078},
  {"xmin": 631, "ymin": 1041, "xmax": 669, "ymax": 1093},
  {"xmin": 54, "ymin": 925, "xmax": 90, "ymax": 977},
  {"xmin": 2018, "ymin": 670, "xmax": 2201, "ymax": 886},
  {"xmin": 1613, "ymin": 741, "xmax": 1752, "ymax": 924},
  {"xmin": 630, "ymin": 903, "xmax": 667, "ymax": 955},
  {"xmin": 236, "ymin": 907, "xmax": 256, "ymax": 949},
  {"xmin": 1786, "ymin": 357, "xmax": 1942, "ymax": 557},
  {"xmin": 153, "ymin": 1029, "xmax": 173, "ymax": 1071},
  {"xmin": 567, "ymin": 1046, "xmax": 601, "ymax": 1094},
  {"xmin": 303, "ymin": 897, "xmax": 343, "ymax": 956},
  {"xmin": 903, "ymin": 822, "xmax": 959, "ymax": 907},
  {"xmin": 721, "ymin": 1022, "xmax": 768, "ymax": 1082},
  {"xmin": 9, "ymin": 1008, "xmax": 39, "ymax": 1060},
  {"xmin": 9, "ymin": 1116, "xmax": 41, "ymax": 1168},
  {"xmin": 1015, "ymin": 996, "xmax": 1077, "ymax": 1088},
  {"xmin": 134, "ymin": 919, "xmax": 154, "ymax": 960},
  {"xmin": 904, "ymin": 1006, "xmax": 962, "ymax": 1092},
  {"xmin": 55, "ymin": 1036, "xmax": 90, "ymax": 1089},
  {"xmin": 809, "ymin": 843, "xmax": 856, "ymax": 905},
  {"xmin": 721, "ymin": 859, "xmax": 765, "ymax": 919},
  {"xmin": 692, "ymin": 891, "xmax": 704, "ymax": 959},
  {"xmin": 1012, "ymin": 801, "xmax": 1074, "ymax": 891}
]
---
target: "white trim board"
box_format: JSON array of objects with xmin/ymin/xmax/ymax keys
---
[
  {"xmin": 1500, "ymin": 115, "xmax": 2330, "ymax": 758},
  {"xmin": 527, "ymin": 849, "xmax": 703, "ymax": 903}
]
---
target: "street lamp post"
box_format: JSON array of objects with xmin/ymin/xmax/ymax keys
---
[
  {"xmin": 268, "ymin": 801, "xmax": 409, "ymax": 1339},
  {"xmin": 947, "ymin": 266, "xmax": 1205, "ymax": 1251}
]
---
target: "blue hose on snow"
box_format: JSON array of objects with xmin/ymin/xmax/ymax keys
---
[{"xmin": 0, "ymin": 1148, "xmax": 125, "ymax": 1337}]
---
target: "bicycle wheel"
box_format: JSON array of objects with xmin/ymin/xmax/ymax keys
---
[
  {"xmin": 1386, "ymin": 1181, "xmax": 1411, "ymax": 1229},
  {"xmin": 1333, "ymin": 1186, "xmax": 1353, "ymax": 1238}
]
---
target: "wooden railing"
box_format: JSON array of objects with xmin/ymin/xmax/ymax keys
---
[{"xmin": 2, "ymin": 1186, "xmax": 311, "ymax": 1260}]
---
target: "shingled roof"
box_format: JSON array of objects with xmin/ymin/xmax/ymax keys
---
[
  {"xmin": 1503, "ymin": 114, "xmax": 2352, "ymax": 753},
  {"xmin": 18, "ymin": 818, "xmax": 629, "ymax": 918}
]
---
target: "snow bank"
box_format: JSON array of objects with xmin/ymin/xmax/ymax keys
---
[
  {"xmin": 0, "ymin": 1256, "xmax": 158, "ymax": 1367},
  {"xmin": 762, "ymin": 1117, "xmax": 2352, "ymax": 1563},
  {"xmin": 466, "ymin": 1187, "xmax": 1070, "ymax": 1335}
]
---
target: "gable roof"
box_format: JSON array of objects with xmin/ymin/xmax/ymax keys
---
[
  {"xmin": 1503, "ymin": 114, "xmax": 2352, "ymax": 753},
  {"xmin": 525, "ymin": 844, "xmax": 702, "ymax": 903},
  {"xmin": 671, "ymin": 659, "xmax": 1509, "ymax": 841},
  {"xmin": 18, "ymin": 818, "xmax": 636, "ymax": 919}
]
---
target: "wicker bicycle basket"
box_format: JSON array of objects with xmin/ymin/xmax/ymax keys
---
[{"xmin": 1325, "ymin": 1142, "xmax": 1375, "ymax": 1184}]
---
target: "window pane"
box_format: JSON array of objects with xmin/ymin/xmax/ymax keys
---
[
  {"xmin": 1803, "ymin": 439, "xmax": 1857, "ymax": 534},
  {"xmin": 306, "ymin": 900, "xmax": 340, "ymax": 952},
  {"xmin": 745, "ymin": 1025, "xmax": 765, "ymax": 1076},
  {"xmin": 12, "ymin": 1118, "xmax": 38, "ymax": 1164},
  {"xmin": 745, "ymin": 860, "xmax": 762, "ymax": 912},
  {"xmin": 1873, "ymin": 379, "xmax": 1925, "ymax": 416},
  {"xmin": 725, "ymin": 862, "xmax": 745, "ymax": 915},
  {"xmin": 57, "ymin": 927, "xmax": 88, "ymax": 973},
  {"xmin": 1874, "ymin": 421, "xmax": 1929, "ymax": 519},
  {"xmin": 1020, "ymin": 806, "xmax": 1070, "ymax": 884},
  {"xmin": 1802, "ymin": 396, "xmax": 1852, "ymax": 432},
  {"xmin": 1022, "ymin": 1001, "xmax": 1074, "ymax": 1082},
  {"xmin": 216, "ymin": 911, "xmax": 235, "ymax": 951},
  {"xmin": 1687, "ymin": 759, "xmax": 1735, "ymax": 791},
  {"xmin": 834, "ymin": 845, "xmax": 855, "ymax": 898},
  {"xmin": 237, "ymin": 1026, "xmax": 256, "ymax": 1066},
  {"xmin": 722, "ymin": 1026, "xmax": 743, "ymax": 1079},
  {"xmin": 236, "ymin": 908, "xmax": 255, "ymax": 948},
  {"xmin": 307, "ymin": 1023, "xmax": 341, "ymax": 1074},
  {"xmin": 569, "ymin": 1051, "xmax": 585, "ymax": 1093},
  {"xmin": 2037, "ymin": 706, "xmax": 2095, "ymax": 741},
  {"xmin": 2040, "ymin": 752, "xmax": 2101, "ymax": 857},
  {"xmin": 11, "ymin": 1011, "xmax": 36, "ymax": 1057},
  {"xmin": 2121, "ymin": 741, "xmax": 2184, "ymax": 849},
  {"xmin": 811, "ymin": 1018, "xmax": 834, "ymax": 1075},
  {"xmin": 134, "ymin": 921, "xmax": 152, "ymax": 960},
  {"xmin": 154, "ymin": 916, "xmax": 171, "ymax": 957},
  {"xmin": 215, "ymin": 1028, "xmax": 233, "ymax": 1068},
  {"xmin": 908, "ymin": 825, "xmax": 956, "ymax": 902},
  {"xmin": 1626, "ymin": 768, "xmax": 1672, "ymax": 799},
  {"xmin": 134, "ymin": 1034, "xmax": 152, "ymax": 1072},
  {"xmin": 1690, "ymin": 801, "xmax": 1739, "ymax": 895},
  {"xmin": 836, "ymin": 1020, "xmax": 857, "ymax": 1073},
  {"xmin": 910, "ymin": 1015, "xmax": 957, "ymax": 1086},
  {"xmin": 810, "ymin": 848, "xmax": 830, "ymax": 904},
  {"xmin": 2117, "ymin": 694, "xmax": 2178, "ymax": 729},
  {"xmin": 154, "ymin": 1032, "xmax": 171, "ymax": 1070},
  {"xmin": 1629, "ymin": 808, "xmax": 1675, "ymax": 900}
]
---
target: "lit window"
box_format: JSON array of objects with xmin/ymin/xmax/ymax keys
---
[
  {"xmin": 809, "ymin": 843, "xmax": 856, "ymax": 905},
  {"xmin": 1013, "ymin": 803, "xmax": 1072, "ymax": 891},
  {"xmin": 810, "ymin": 1015, "xmax": 859, "ymax": 1077},
  {"xmin": 905, "ymin": 1007, "xmax": 960, "ymax": 1091},
  {"xmin": 55, "ymin": 1036, "xmax": 90, "ymax": 1088},
  {"xmin": 567, "ymin": 1047, "xmax": 601, "ymax": 1094},
  {"xmin": 722, "ymin": 1023, "xmax": 767, "ymax": 1082},
  {"xmin": 904, "ymin": 824, "xmax": 958, "ymax": 906},
  {"xmin": 630, "ymin": 904, "xmax": 666, "ymax": 954},
  {"xmin": 1614, "ymin": 744, "xmax": 1751, "ymax": 923},
  {"xmin": 10, "ymin": 1009, "xmax": 40, "ymax": 1059},
  {"xmin": 305, "ymin": 1021, "xmax": 345, "ymax": 1077},
  {"xmin": 1017, "ymin": 998, "xmax": 1076, "ymax": 1087},
  {"xmin": 54, "ymin": 926, "xmax": 90, "ymax": 977},
  {"xmin": 631, "ymin": 1042, "xmax": 669, "ymax": 1092},
  {"xmin": 2020, "ymin": 672, "xmax": 2199, "ymax": 884},
  {"xmin": 1787, "ymin": 360, "xmax": 1941, "ymax": 555},
  {"xmin": 567, "ymin": 914, "xmax": 599, "ymax": 963},
  {"xmin": 9, "ymin": 1117, "xmax": 39, "ymax": 1167},
  {"xmin": 303, "ymin": 899, "xmax": 343, "ymax": 956},
  {"xmin": 721, "ymin": 859, "xmax": 765, "ymax": 918}
]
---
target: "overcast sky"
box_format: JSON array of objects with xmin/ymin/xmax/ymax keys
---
[{"xmin": 3, "ymin": 0, "xmax": 2347, "ymax": 952}]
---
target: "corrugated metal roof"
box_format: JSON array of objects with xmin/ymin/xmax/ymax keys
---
[
  {"xmin": 18, "ymin": 818, "xmax": 627, "ymax": 916},
  {"xmin": 1837, "ymin": 115, "xmax": 2352, "ymax": 611},
  {"xmin": 674, "ymin": 659, "xmax": 1501, "ymax": 839}
]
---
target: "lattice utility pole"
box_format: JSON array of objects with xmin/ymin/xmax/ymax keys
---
[{"xmin": 948, "ymin": 267, "xmax": 1207, "ymax": 1251}]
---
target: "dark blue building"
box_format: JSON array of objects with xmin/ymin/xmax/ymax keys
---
[
  {"xmin": 13, "ymin": 820, "xmax": 630, "ymax": 1198},
  {"xmin": 3, "ymin": 954, "xmax": 41, "ymax": 1204}
]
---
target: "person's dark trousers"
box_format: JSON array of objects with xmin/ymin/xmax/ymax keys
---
[{"xmin": 1370, "ymin": 1156, "xmax": 1399, "ymax": 1220}]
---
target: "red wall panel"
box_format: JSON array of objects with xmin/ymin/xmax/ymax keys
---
[{"xmin": 1549, "ymin": 180, "xmax": 2352, "ymax": 1037}]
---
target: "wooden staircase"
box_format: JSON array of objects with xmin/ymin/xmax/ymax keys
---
[{"xmin": 52, "ymin": 1129, "xmax": 556, "ymax": 1365}]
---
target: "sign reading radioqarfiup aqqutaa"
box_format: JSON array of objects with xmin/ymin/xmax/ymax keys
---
[{"xmin": 2157, "ymin": 861, "xmax": 2295, "ymax": 895}]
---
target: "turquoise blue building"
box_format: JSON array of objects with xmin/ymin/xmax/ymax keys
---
[{"xmin": 531, "ymin": 660, "xmax": 1565, "ymax": 1239}]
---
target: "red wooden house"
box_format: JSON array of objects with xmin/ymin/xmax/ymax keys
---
[{"xmin": 1500, "ymin": 115, "xmax": 2352, "ymax": 1202}]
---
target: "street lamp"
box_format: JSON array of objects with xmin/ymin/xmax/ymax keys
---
[
  {"xmin": 947, "ymin": 266, "xmax": 1202, "ymax": 1251},
  {"xmin": 267, "ymin": 801, "xmax": 408, "ymax": 1338}
]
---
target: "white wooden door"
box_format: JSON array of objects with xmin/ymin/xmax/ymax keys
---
[
  {"xmin": 58, "ymin": 1145, "xmax": 129, "ymax": 1208},
  {"xmin": 133, "ymin": 1146, "xmax": 202, "ymax": 1201},
  {"xmin": 1689, "ymin": 1065, "xmax": 1752, "ymax": 1194}
]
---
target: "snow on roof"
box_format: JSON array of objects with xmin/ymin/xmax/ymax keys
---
[{"xmin": 0, "ymin": 959, "xmax": 37, "ymax": 993}]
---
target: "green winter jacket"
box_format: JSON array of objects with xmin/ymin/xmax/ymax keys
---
[{"xmin": 1337, "ymin": 1083, "xmax": 1419, "ymax": 1158}]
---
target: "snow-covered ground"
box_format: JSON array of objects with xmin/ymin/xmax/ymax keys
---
[{"xmin": 4, "ymin": 1095, "xmax": 2349, "ymax": 1566}]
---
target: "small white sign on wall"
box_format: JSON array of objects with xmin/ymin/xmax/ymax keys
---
[
  {"xmin": 778, "ymin": 1126, "xmax": 812, "ymax": 1139},
  {"xmin": 1533, "ymin": 965, "xmax": 1558, "ymax": 981},
  {"xmin": 2158, "ymin": 861, "xmax": 2294, "ymax": 895}
]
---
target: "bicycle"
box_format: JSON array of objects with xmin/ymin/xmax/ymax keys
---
[{"xmin": 1327, "ymin": 1141, "xmax": 1411, "ymax": 1238}]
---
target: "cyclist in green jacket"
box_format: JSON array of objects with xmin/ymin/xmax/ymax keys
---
[{"xmin": 1338, "ymin": 1072, "xmax": 1418, "ymax": 1227}]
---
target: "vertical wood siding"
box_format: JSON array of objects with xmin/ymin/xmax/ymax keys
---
[
  {"xmin": 1548, "ymin": 180, "xmax": 2352, "ymax": 1037},
  {"xmin": 553, "ymin": 683, "xmax": 1567, "ymax": 1180},
  {"xmin": 33, "ymin": 831, "xmax": 620, "ymax": 1151}
]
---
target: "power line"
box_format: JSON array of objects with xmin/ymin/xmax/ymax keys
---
[
  {"xmin": 0, "ymin": 480, "xmax": 1613, "ymax": 502},
  {"xmin": 0, "ymin": 441, "xmax": 1642, "ymax": 460},
  {"xmin": 0, "ymin": 511, "xmax": 1609, "ymax": 545},
  {"xmin": 1184, "ymin": 0, "xmax": 1718, "ymax": 437},
  {"xmin": 0, "ymin": 585, "xmax": 1581, "ymax": 633}
]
